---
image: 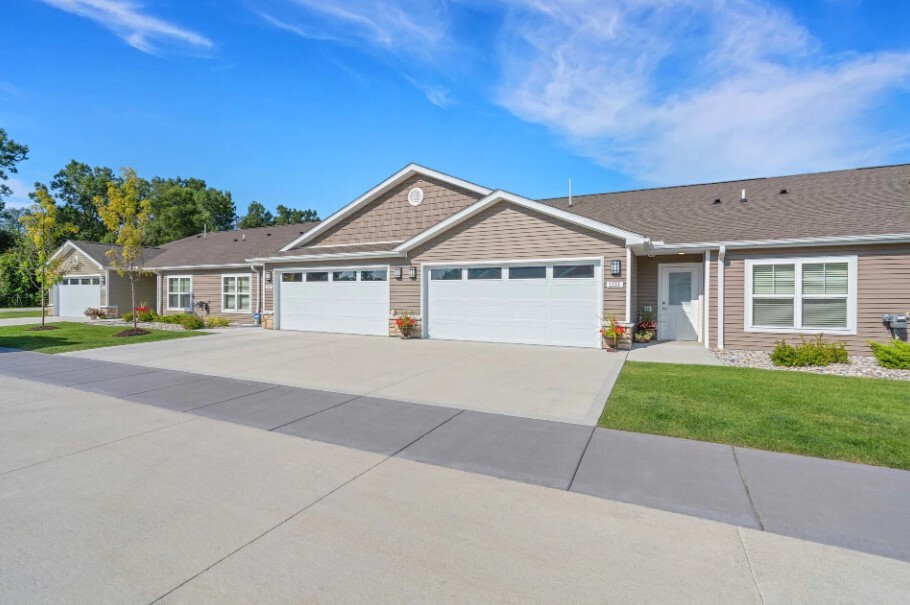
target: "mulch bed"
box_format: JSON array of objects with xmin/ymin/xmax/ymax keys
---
[
  {"xmin": 113, "ymin": 328, "xmax": 152, "ymax": 337},
  {"xmin": 27, "ymin": 325, "xmax": 60, "ymax": 331}
]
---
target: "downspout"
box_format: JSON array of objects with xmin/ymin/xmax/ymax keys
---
[
  {"xmin": 717, "ymin": 245, "xmax": 726, "ymax": 349},
  {"xmin": 155, "ymin": 273, "xmax": 162, "ymax": 315},
  {"xmin": 250, "ymin": 264, "xmax": 259, "ymax": 320},
  {"xmin": 704, "ymin": 250, "xmax": 711, "ymax": 348},
  {"xmin": 624, "ymin": 247, "xmax": 632, "ymax": 324}
]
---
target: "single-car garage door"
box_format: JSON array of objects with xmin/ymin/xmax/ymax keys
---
[
  {"xmin": 278, "ymin": 267, "xmax": 389, "ymax": 336},
  {"xmin": 57, "ymin": 276, "xmax": 101, "ymax": 317},
  {"xmin": 426, "ymin": 261, "xmax": 603, "ymax": 348}
]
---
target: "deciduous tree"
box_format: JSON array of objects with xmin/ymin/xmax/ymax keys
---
[
  {"xmin": 95, "ymin": 168, "xmax": 153, "ymax": 333},
  {"xmin": 237, "ymin": 201, "xmax": 273, "ymax": 229},
  {"xmin": 19, "ymin": 185, "xmax": 76, "ymax": 328},
  {"xmin": 50, "ymin": 160, "xmax": 115, "ymax": 242},
  {"xmin": 274, "ymin": 204, "xmax": 319, "ymax": 225}
]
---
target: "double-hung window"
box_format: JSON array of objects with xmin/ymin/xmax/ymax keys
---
[
  {"xmin": 746, "ymin": 256, "xmax": 856, "ymax": 333},
  {"xmin": 222, "ymin": 275, "xmax": 251, "ymax": 312},
  {"xmin": 167, "ymin": 276, "xmax": 192, "ymax": 310}
]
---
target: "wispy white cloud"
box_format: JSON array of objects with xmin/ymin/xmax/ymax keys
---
[
  {"xmin": 258, "ymin": 0, "xmax": 449, "ymax": 60},
  {"xmin": 251, "ymin": 0, "xmax": 910, "ymax": 182},
  {"xmin": 40, "ymin": 0, "xmax": 213, "ymax": 55},
  {"xmin": 496, "ymin": 0, "xmax": 910, "ymax": 183},
  {"xmin": 2, "ymin": 178, "xmax": 34, "ymax": 209}
]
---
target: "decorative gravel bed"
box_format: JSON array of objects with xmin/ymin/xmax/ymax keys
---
[
  {"xmin": 91, "ymin": 319, "xmax": 189, "ymax": 332},
  {"xmin": 714, "ymin": 348, "xmax": 910, "ymax": 381}
]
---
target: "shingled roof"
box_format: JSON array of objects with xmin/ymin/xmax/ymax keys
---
[
  {"xmin": 66, "ymin": 240, "xmax": 166, "ymax": 267},
  {"xmin": 145, "ymin": 222, "xmax": 320, "ymax": 268},
  {"xmin": 540, "ymin": 164, "xmax": 910, "ymax": 244}
]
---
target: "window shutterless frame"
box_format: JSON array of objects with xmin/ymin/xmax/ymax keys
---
[
  {"xmin": 166, "ymin": 275, "xmax": 193, "ymax": 311},
  {"xmin": 744, "ymin": 255, "xmax": 858, "ymax": 334},
  {"xmin": 221, "ymin": 273, "xmax": 253, "ymax": 313}
]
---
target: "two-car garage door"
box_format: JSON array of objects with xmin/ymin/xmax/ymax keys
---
[
  {"xmin": 278, "ymin": 267, "xmax": 389, "ymax": 336},
  {"xmin": 426, "ymin": 261, "xmax": 603, "ymax": 348}
]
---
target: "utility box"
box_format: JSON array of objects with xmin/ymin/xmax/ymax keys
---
[{"xmin": 883, "ymin": 313, "xmax": 908, "ymax": 329}]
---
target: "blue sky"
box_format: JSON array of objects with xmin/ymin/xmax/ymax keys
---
[{"xmin": 2, "ymin": 0, "xmax": 909, "ymax": 219}]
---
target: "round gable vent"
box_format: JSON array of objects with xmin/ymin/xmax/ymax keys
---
[{"xmin": 407, "ymin": 187, "xmax": 424, "ymax": 206}]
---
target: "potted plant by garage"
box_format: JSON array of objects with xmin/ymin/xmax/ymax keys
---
[
  {"xmin": 396, "ymin": 311, "xmax": 416, "ymax": 339},
  {"xmin": 601, "ymin": 315, "xmax": 625, "ymax": 351},
  {"xmin": 636, "ymin": 311, "xmax": 657, "ymax": 342}
]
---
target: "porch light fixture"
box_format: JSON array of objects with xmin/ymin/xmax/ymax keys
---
[
  {"xmin": 265, "ymin": 271, "xmax": 272, "ymax": 282},
  {"xmin": 409, "ymin": 266, "xmax": 417, "ymax": 279},
  {"xmin": 677, "ymin": 252, "xmax": 686, "ymax": 256},
  {"xmin": 394, "ymin": 267, "xmax": 403, "ymax": 279},
  {"xmin": 610, "ymin": 259, "xmax": 621, "ymax": 276}
]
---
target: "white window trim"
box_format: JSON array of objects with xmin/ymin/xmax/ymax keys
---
[
  {"xmin": 221, "ymin": 273, "xmax": 253, "ymax": 313},
  {"xmin": 744, "ymin": 255, "xmax": 858, "ymax": 335},
  {"xmin": 167, "ymin": 275, "xmax": 193, "ymax": 311}
]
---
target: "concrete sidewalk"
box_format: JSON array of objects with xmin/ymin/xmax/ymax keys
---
[
  {"xmin": 627, "ymin": 340, "xmax": 722, "ymax": 365},
  {"xmin": 1, "ymin": 375, "xmax": 908, "ymax": 604},
  {"xmin": 2, "ymin": 349, "xmax": 908, "ymax": 563}
]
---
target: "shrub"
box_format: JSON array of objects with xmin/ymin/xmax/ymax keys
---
[
  {"xmin": 770, "ymin": 335, "xmax": 848, "ymax": 367},
  {"xmin": 178, "ymin": 314, "xmax": 205, "ymax": 330},
  {"xmin": 156, "ymin": 314, "xmax": 180, "ymax": 324},
  {"xmin": 869, "ymin": 339, "xmax": 910, "ymax": 370},
  {"xmin": 634, "ymin": 330, "xmax": 654, "ymax": 343},
  {"xmin": 205, "ymin": 316, "xmax": 231, "ymax": 328},
  {"xmin": 122, "ymin": 312, "xmax": 133, "ymax": 322},
  {"xmin": 137, "ymin": 310, "xmax": 156, "ymax": 322}
]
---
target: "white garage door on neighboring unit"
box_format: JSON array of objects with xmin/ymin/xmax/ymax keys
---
[
  {"xmin": 57, "ymin": 276, "xmax": 101, "ymax": 317},
  {"xmin": 426, "ymin": 261, "xmax": 603, "ymax": 348},
  {"xmin": 278, "ymin": 267, "xmax": 389, "ymax": 336}
]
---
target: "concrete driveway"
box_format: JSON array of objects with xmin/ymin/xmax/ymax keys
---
[
  {"xmin": 67, "ymin": 329, "xmax": 623, "ymax": 425},
  {"xmin": 2, "ymin": 376, "xmax": 908, "ymax": 604}
]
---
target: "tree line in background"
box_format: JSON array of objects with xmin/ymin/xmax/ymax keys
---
[{"xmin": 0, "ymin": 128, "xmax": 320, "ymax": 308}]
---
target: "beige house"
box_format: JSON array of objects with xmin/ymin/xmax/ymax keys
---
[{"xmin": 54, "ymin": 163, "xmax": 910, "ymax": 353}]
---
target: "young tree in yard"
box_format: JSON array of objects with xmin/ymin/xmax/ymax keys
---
[
  {"xmin": 95, "ymin": 168, "xmax": 152, "ymax": 335},
  {"xmin": 19, "ymin": 185, "xmax": 76, "ymax": 329}
]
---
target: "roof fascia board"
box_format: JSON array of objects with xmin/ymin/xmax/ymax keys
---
[
  {"xmin": 50, "ymin": 240, "xmax": 105, "ymax": 269},
  {"xmin": 149, "ymin": 262, "xmax": 256, "ymax": 271},
  {"xmin": 395, "ymin": 190, "xmax": 646, "ymax": 253},
  {"xmin": 648, "ymin": 232, "xmax": 910, "ymax": 251},
  {"xmin": 246, "ymin": 250, "xmax": 407, "ymax": 263},
  {"xmin": 278, "ymin": 164, "xmax": 493, "ymax": 252}
]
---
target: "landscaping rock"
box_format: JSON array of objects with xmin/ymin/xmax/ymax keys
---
[{"xmin": 714, "ymin": 348, "xmax": 910, "ymax": 381}]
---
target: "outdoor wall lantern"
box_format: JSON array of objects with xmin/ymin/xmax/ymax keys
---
[
  {"xmin": 409, "ymin": 266, "xmax": 417, "ymax": 279},
  {"xmin": 394, "ymin": 267, "xmax": 403, "ymax": 279},
  {"xmin": 264, "ymin": 271, "xmax": 272, "ymax": 282},
  {"xmin": 611, "ymin": 259, "xmax": 621, "ymax": 276}
]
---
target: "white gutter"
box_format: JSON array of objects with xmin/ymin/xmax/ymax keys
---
[
  {"xmin": 624, "ymin": 247, "xmax": 632, "ymax": 324},
  {"xmin": 650, "ymin": 232, "xmax": 910, "ymax": 252},
  {"xmin": 246, "ymin": 250, "xmax": 406, "ymax": 263},
  {"xmin": 704, "ymin": 249, "xmax": 711, "ymax": 349},
  {"xmin": 717, "ymin": 245, "xmax": 726, "ymax": 349},
  {"xmin": 149, "ymin": 263, "xmax": 254, "ymax": 270}
]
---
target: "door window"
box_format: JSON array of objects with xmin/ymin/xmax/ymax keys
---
[{"xmin": 668, "ymin": 272, "xmax": 692, "ymax": 305}]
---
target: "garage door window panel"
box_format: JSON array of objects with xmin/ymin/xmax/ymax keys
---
[
  {"xmin": 467, "ymin": 267, "xmax": 502, "ymax": 280},
  {"xmin": 333, "ymin": 271, "xmax": 357, "ymax": 282},
  {"xmin": 553, "ymin": 264, "xmax": 595, "ymax": 279},
  {"xmin": 508, "ymin": 266, "xmax": 546, "ymax": 279},
  {"xmin": 306, "ymin": 272, "xmax": 329, "ymax": 282},
  {"xmin": 282, "ymin": 272, "xmax": 302, "ymax": 282},
  {"xmin": 167, "ymin": 277, "xmax": 192, "ymax": 310},
  {"xmin": 360, "ymin": 270, "xmax": 388, "ymax": 282},
  {"xmin": 430, "ymin": 268, "xmax": 463, "ymax": 280}
]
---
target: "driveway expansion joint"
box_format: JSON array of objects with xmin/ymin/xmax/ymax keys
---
[{"xmin": 732, "ymin": 446, "xmax": 766, "ymax": 531}]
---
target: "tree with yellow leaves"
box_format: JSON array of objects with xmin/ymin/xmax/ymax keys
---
[
  {"xmin": 95, "ymin": 168, "xmax": 152, "ymax": 334},
  {"xmin": 20, "ymin": 185, "xmax": 76, "ymax": 329}
]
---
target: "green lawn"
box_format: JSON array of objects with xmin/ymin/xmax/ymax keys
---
[
  {"xmin": 600, "ymin": 362, "xmax": 910, "ymax": 470},
  {"xmin": 0, "ymin": 309, "xmax": 43, "ymax": 319},
  {"xmin": 0, "ymin": 321, "xmax": 204, "ymax": 354}
]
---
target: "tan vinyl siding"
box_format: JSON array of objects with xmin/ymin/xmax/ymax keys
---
[
  {"xmin": 400, "ymin": 203, "xmax": 629, "ymax": 318},
  {"xmin": 634, "ymin": 254, "xmax": 704, "ymax": 325},
  {"xmin": 107, "ymin": 273, "xmax": 156, "ymax": 317},
  {"xmin": 721, "ymin": 244, "xmax": 910, "ymax": 354},
  {"xmin": 160, "ymin": 269, "xmax": 261, "ymax": 320},
  {"xmin": 306, "ymin": 176, "xmax": 483, "ymax": 247}
]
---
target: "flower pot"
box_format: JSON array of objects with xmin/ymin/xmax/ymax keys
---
[{"xmin": 399, "ymin": 328, "xmax": 411, "ymax": 339}]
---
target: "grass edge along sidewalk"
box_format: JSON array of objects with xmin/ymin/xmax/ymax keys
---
[{"xmin": 0, "ymin": 321, "xmax": 203, "ymax": 355}]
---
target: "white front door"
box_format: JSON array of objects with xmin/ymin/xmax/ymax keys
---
[
  {"xmin": 658, "ymin": 264, "xmax": 701, "ymax": 341},
  {"xmin": 277, "ymin": 267, "xmax": 389, "ymax": 336},
  {"xmin": 57, "ymin": 276, "xmax": 101, "ymax": 316},
  {"xmin": 425, "ymin": 261, "xmax": 602, "ymax": 348}
]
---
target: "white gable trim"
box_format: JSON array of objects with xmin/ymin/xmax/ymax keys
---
[
  {"xmin": 279, "ymin": 164, "xmax": 492, "ymax": 252},
  {"xmin": 394, "ymin": 190, "xmax": 646, "ymax": 253},
  {"xmin": 49, "ymin": 240, "xmax": 105, "ymax": 270}
]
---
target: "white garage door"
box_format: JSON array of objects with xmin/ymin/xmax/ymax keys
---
[
  {"xmin": 57, "ymin": 276, "xmax": 101, "ymax": 317},
  {"xmin": 278, "ymin": 267, "xmax": 389, "ymax": 336},
  {"xmin": 426, "ymin": 261, "xmax": 603, "ymax": 348}
]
